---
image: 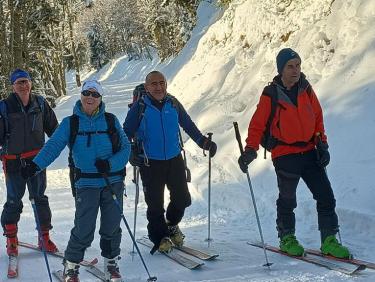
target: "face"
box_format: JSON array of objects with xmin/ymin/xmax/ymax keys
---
[
  {"xmin": 12, "ymin": 78, "xmax": 32, "ymax": 99},
  {"xmin": 281, "ymin": 58, "xmax": 301, "ymax": 87},
  {"xmin": 145, "ymin": 72, "xmax": 167, "ymax": 101},
  {"xmin": 81, "ymin": 88, "xmax": 102, "ymax": 115}
]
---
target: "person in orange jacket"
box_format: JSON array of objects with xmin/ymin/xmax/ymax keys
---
[{"xmin": 238, "ymin": 48, "xmax": 350, "ymax": 258}]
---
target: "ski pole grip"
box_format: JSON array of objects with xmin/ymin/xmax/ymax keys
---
[
  {"xmin": 207, "ymin": 132, "xmax": 213, "ymax": 141},
  {"xmin": 233, "ymin": 122, "xmax": 244, "ymax": 154}
]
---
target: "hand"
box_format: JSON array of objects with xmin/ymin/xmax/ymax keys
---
[
  {"xmin": 316, "ymin": 141, "xmax": 330, "ymax": 168},
  {"xmin": 95, "ymin": 159, "xmax": 110, "ymax": 174},
  {"xmin": 129, "ymin": 144, "xmax": 144, "ymax": 167},
  {"xmin": 21, "ymin": 161, "xmax": 39, "ymax": 179},
  {"xmin": 200, "ymin": 137, "xmax": 217, "ymax": 158},
  {"xmin": 238, "ymin": 148, "xmax": 257, "ymax": 173}
]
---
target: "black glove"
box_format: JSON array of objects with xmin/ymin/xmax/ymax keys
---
[
  {"xmin": 129, "ymin": 144, "xmax": 144, "ymax": 167},
  {"xmin": 95, "ymin": 159, "xmax": 110, "ymax": 174},
  {"xmin": 238, "ymin": 148, "xmax": 257, "ymax": 173},
  {"xmin": 316, "ymin": 141, "xmax": 330, "ymax": 168},
  {"xmin": 200, "ymin": 137, "xmax": 217, "ymax": 158},
  {"xmin": 21, "ymin": 161, "xmax": 39, "ymax": 179}
]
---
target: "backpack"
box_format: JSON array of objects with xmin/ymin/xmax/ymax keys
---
[
  {"xmin": 0, "ymin": 95, "xmax": 45, "ymax": 155},
  {"xmin": 128, "ymin": 83, "xmax": 147, "ymax": 108},
  {"xmin": 260, "ymin": 83, "xmax": 313, "ymax": 159},
  {"xmin": 67, "ymin": 112, "xmax": 124, "ymax": 196}
]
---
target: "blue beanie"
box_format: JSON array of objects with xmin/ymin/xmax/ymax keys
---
[
  {"xmin": 276, "ymin": 48, "xmax": 301, "ymax": 74},
  {"xmin": 10, "ymin": 69, "xmax": 31, "ymax": 84}
]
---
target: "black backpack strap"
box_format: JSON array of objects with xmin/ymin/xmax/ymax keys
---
[
  {"xmin": 104, "ymin": 112, "xmax": 121, "ymax": 154},
  {"xmin": 68, "ymin": 114, "xmax": 79, "ymax": 197}
]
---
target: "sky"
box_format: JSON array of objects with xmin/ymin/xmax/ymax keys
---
[{"xmin": 0, "ymin": 0, "xmax": 374, "ymax": 281}]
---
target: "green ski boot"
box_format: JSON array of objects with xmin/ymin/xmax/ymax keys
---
[
  {"xmin": 280, "ymin": 234, "xmax": 305, "ymax": 256},
  {"xmin": 321, "ymin": 235, "xmax": 351, "ymax": 259}
]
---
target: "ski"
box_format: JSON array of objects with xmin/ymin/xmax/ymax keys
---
[
  {"xmin": 7, "ymin": 255, "xmax": 18, "ymax": 278},
  {"xmin": 137, "ymin": 238, "xmax": 204, "ymax": 269},
  {"xmin": 52, "ymin": 270, "xmax": 64, "ymax": 282},
  {"xmin": 305, "ymin": 248, "xmax": 375, "ymax": 270},
  {"xmin": 86, "ymin": 267, "xmax": 107, "ymax": 281},
  {"xmin": 18, "ymin": 241, "xmax": 98, "ymax": 267},
  {"xmin": 249, "ymin": 242, "xmax": 366, "ymax": 275},
  {"xmin": 174, "ymin": 244, "xmax": 219, "ymax": 261}
]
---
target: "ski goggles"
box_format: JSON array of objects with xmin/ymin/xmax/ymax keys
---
[{"xmin": 81, "ymin": 90, "xmax": 102, "ymax": 98}]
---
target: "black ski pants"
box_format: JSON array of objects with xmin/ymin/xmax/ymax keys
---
[
  {"xmin": 1, "ymin": 169, "xmax": 52, "ymax": 231},
  {"xmin": 140, "ymin": 154, "xmax": 191, "ymax": 246},
  {"xmin": 273, "ymin": 149, "xmax": 338, "ymax": 241}
]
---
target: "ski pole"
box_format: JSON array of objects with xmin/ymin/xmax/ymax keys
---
[
  {"xmin": 21, "ymin": 160, "xmax": 53, "ymax": 281},
  {"xmin": 131, "ymin": 166, "xmax": 140, "ymax": 255},
  {"xmin": 204, "ymin": 132, "xmax": 213, "ymax": 244},
  {"xmin": 102, "ymin": 175, "xmax": 157, "ymax": 282},
  {"xmin": 233, "ymin": 122, "xmax": 272, "ymax": 268},
  {"xmin": 315, "ymin": 134, "xmax": 344, "ymax": 245}
]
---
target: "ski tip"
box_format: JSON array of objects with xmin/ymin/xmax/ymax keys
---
[{"xmin": 90, "ymin": 257, "xmax": 99, "ymax": 265}]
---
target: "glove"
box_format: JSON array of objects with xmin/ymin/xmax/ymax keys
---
[
  {"xmin": 316, "ymin": 141, "xmax": 330, "ymax": 168},
  {"xmin": 21, "ymin": 161, "xmax": 39, "ymax": 179},
  {"xmin": 95, "ymin": 159, "xmax": 110, "ymax": 174},
  {"xmin": 199, "ymin": 137, "xmax": 217, "ymax": 158},
  {"xmin": 129, "ymin": 144, "xmax": 144, "ymax": 167},
  {"xmin": 238, "ymin": 148, "xmax": 257, "ymax": 173}
]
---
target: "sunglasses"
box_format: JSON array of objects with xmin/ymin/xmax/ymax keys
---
[{"xmin": 81, "ymin": 90, "xmax": 101, "ymax": 98}]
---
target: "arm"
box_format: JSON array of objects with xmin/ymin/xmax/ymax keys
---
[
  {"xmin": 43, "ymin": 100, "xmax": 59, "ymax": 137},
  {"xmin": 176, "ymin": 100, "xmax": 205, "ymax": 145},
  {"xmin": 123, "ymin": 101, "xmax": 141, "ymax": 141},
  {"xmin": 309, "ymin": 87, "xmax": 327, "ymax": 143},
  {"xmin": 245, "ymin": 93, "xmax": 272, "ymax": 151},
  {"xmin": 33, "ymin": 117, "xmax": 69, "ymax": 170}
]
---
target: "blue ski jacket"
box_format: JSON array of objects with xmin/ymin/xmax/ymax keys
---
[
  {"xmin": 34, "ymin": 100, "xmax": 130, "ymax": 188},
  {"xmin": 123, "ymin": 94, "xmax": 204, "ymax": 160}
]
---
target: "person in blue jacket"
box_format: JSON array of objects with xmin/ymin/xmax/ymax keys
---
[
  {"xmin": 123, "ymin": 71, "xmax": 217, "ymax": 253},
  {"xmin": 21, "ymin": 80, "xmax": 130, "ymax": 282}
]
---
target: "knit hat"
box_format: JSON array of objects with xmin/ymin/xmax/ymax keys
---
[
  {"xmin": 10, "ymin": 69, "xmax": 31, "ymax": 84},
  {"xmin": 81, "ymin": 80, "xmax": 104, "ymax": 95},
  {"xmin": 276, "ymin": 48, "xmax": 301, "ymax": 74}
]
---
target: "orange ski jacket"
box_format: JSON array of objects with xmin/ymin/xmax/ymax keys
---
[{"xmin": 245, "ymin": 74, "xmax": 327, "ymax": 159}]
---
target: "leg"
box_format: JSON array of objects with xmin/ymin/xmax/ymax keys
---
[
  {"xmin": 140, "ymin": 160, "xmax": 168, "ymax": 246},
  {"xmin": 99, "ymin": 182, "xmax": 123, "ymax": 259},
  {"xmin": 1, "ymin": 172, "xmax": 27, "ymax": 229},
  {"xmin": 301, "ymin": 150, "xmax": 338, "ymax": 240},
  {"xmin": 27, "ymin": 170, "xmax": 53, "ymax": 230},
  {"xmin": 64, "ymin": 187, "xmax": 100, "ymax": 263},
  {"xmin": 165, "ymin": 154, "xmax": 191, "ymax": 226},
  {"xmin": 273, "ymin": 154, "xmax": 302, "ymax": 238}
]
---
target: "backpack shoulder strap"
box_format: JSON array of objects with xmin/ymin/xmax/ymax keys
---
[
  {"xmin": 69, "ymin": 114, "xmax": 79, "ymax": 151},
  {"xmin": 104, "ymin": 112, "xmax": 121, "ymax": 154},
  {"xmin": 36, "ymin": 95, "xmax": 45, "ymax": 113},
  {"xmin": 261, "ymin": 85, "xmax": 279, "ymax": 158}
]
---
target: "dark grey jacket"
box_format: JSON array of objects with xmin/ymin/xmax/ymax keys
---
[{"xmin": 0, "ymin": 92, "xmax": 58, "ymax": 170}]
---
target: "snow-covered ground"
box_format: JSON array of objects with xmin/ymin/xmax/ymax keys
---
[{"xmin": 1, "ymin": 0, "xmax": 375, "ymax": 281}]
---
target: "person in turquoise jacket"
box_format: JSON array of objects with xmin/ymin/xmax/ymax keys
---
[{"xmin": 21, "ymin": 80, "xmax": 130, "ymax": 282}]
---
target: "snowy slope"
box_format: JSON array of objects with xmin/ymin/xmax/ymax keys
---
[{"xmin": 1, "ymin": 0, "xmax": 375, "ymax": 281}]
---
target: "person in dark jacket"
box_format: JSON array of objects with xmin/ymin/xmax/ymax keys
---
[
  {"xmin": 0, "ymin": 69, "xmax": 59, "ymax": 258},
  {"xmin": 238, "ymin": 48, "xmax": 350, "ymax": 258},
  {"xmin": 123, "ymin": 71, "xmax": 217, "ymax": 253},
  {"xmin": 21, "ymin": 80, "xmax": 130, "ymax": 282}
]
